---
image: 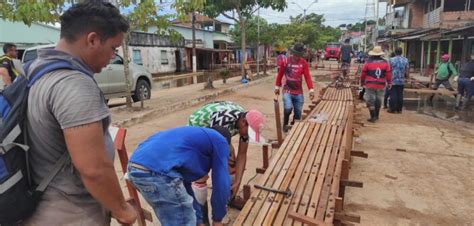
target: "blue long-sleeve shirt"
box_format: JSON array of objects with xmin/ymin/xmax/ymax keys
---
[{"xmin": 129, "ymin": 126, "xmax": 231, "ymax": 222}]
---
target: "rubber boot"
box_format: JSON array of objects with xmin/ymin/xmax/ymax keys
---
[
  {"xmin": 374, "ymin": 106, "xmax": 380, "ymax": 121},
  {"xmin": 367, "ymin": 110, "xmax": 376, "ymax": 123},
  {"xmin": 283, "ymin": 109, "xmax": 291, "ymax": 133},
  {"xmin": 455, "ymin": 95, "xmax": 462, "ymax": 110},
  {"xmin": 192, "ymin": 182, "xmax": 210, "ymax": 225},
  {"xmin": 461, "ymin": 97, "xmax": 469, "ymax": 110}
]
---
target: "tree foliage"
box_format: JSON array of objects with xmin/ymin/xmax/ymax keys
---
[{"xmin": 231, "ymin": 13, "xmax": 341, "ymax": 51}]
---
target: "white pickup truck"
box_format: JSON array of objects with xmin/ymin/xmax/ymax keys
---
[{"xmin": 1, "ymin": 44, "xmax": 153, "ymax": 102}]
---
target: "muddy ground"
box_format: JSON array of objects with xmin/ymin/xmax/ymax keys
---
[{"xmin": 111, "ymin": 65, "xmax": 473, "ymax": 225}]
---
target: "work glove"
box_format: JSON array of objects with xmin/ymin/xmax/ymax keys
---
[
  {"xmin": 471, "ymin": 77, "xmax": 474, "ymax": 81},
  {"xmin": 309, "ymin": 89, "xmax": 315, "ymax": 100},
  {"xmin": 453, "ymin": 76, "xmax": 459, "ymax": 82},
  {"xmin": 274, "ymin": 86, "xmax": 280, "ymax": 96}
]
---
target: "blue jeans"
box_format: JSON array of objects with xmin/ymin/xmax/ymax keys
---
[
  {"xmin": 127, "ymin": 165, "xmax": 202, "ymax": 226},
  {"xmin": 283, "ymin": 93, "xmax": 304, "ymax": 120},
  {"xmin": 458, "ymin": 77, "xmax": 474, "ymax": 99}
]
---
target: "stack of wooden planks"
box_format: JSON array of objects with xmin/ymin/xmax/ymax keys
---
[{"xmin": 235, "ymin": 86, "xmax": 360, "ymax": 226}]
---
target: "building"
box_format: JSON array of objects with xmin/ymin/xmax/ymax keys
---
[
  {"xmin": 0, "ymin": 20, "xmax": 60, "ymax": 57},
  {"xmin": 126, "ymin": 31, "xmax": 186, "ymax": 74},
  {"xmin": 378, "ymin": 0, "xmax": 474, "ymax": 74},
  {"xmin": 169, "ymin": 14, "xmax": 234, "ymax": 70}
]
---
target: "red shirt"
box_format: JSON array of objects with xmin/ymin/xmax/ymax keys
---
[
  {"xmin": 275, "ymin": 58, "xmax": 314, "ymax": 95},
  {"xmin": 360, "ymin": 58, "xmax": 392, "ymax": 89}
]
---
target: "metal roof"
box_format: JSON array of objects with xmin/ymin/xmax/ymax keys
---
[{"xmin": 0, "ymin": 20, "xmax": 60, "ymax": 50}]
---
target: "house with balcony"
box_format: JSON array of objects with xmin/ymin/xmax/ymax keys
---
[
  {"xmin": 170, "ymin": 14, "xmax": 234, "ymax": 70},
  {"xmin": 378, "ymin": 0, "xmax": 474, "ymax": 74}
]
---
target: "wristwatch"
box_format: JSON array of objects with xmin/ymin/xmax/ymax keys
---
[{"xmin": 240, "ymin": 135, "xmax": 249, "ymax": 143}]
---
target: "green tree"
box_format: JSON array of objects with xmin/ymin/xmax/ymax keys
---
[{"xmin": 204, "ymin": 0, "xmax": 286, "ymax": 79}]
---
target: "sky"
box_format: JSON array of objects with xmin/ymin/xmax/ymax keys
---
[{"xmin": 157, "ymin": 0, "xmax": 387, "ymax": 28}]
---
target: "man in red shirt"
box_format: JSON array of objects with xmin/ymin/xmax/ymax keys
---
[
  {"xmin": 274, "ymin": 43, "xmax": 315, "ymax": 132},
  {"xmin": 360, "ymin": 46, "xmax": 392, "ymax": 122}
]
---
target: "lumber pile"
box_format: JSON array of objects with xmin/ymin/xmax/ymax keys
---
[{"xmin": 234, "ymin": 86, "xmax": 362, "ymax": 226}]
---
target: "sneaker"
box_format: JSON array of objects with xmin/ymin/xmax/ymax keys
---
[{"xmin": 387, "ymin": 110, "xmax": 396, "ymax": 114}]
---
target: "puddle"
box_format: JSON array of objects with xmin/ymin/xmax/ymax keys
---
[{"xmin": 403, "ymin": 93, "xmax": 473, "ymax": 123}]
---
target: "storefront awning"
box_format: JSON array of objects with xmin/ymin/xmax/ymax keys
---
[
  {"xmin": 398, "ymin": 34, "xmax": 426, "ymax": 40},
  {"xmin": 442, "ymin": 25, "xmax": 474, "ymax": 36}
]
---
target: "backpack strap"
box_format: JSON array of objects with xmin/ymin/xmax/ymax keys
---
[{"xmin": 35, "ymin": 152, "xmax": 70, "ymax": 192}]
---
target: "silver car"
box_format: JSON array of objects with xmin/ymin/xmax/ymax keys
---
[{"xmin": 19, "ymin": 44, "xmax": 153, "ymax": 102}]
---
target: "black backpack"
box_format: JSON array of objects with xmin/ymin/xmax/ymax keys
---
[{"xmin": 0, "ymin": 60, "xmax": 90, "ymax": 224}]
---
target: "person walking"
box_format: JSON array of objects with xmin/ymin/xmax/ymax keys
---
[
  {"xmin": 275, "ymin": 43, "xmax": 315, "ymax": 132},
  {"xmin": 23, "ymin": 2, "xmax": 136, "ymax": 225},
  {"xmin": 388, "ymin": 47, "xmax": 409, "ymax": 113},
  {"xmin": 454, "ymin": 53, "xmax": 474, "ymax": 110},
  {"xmin": 188, "ymin": 101, "xmax": 265, "ymax": 224},
  {"xmin": 0, "ymin": 43, "xmax": 20, "ymax": 86},
  {"xmin": 339, "ymin": 39, "xmax": 353, "ymax": 78},
  {"xmin": 429, "ymin": 54, "xmax": 457, "ymax": 103},
  {"xmin": 360, "ymin": 46, "xmax": 392, "ymax": 122},
  {"xmin": 127, "ymin": 126, "xmax": 232, "ymax": 226}
]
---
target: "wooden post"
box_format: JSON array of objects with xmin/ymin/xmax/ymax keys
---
[
  {"xmin": 256, "ymin": 145, "xmax": 269, "ymax": 174},
  {"xmin": 114, "ymin": 128, "xmax": 152, "ymax": 226},
  {"xmin": 427, "ymin": 41, "xmax": 431, "ymax": 67},
  {"xmin": 448, "ymin": 39, "xmax": 453, "ymax": 58},
  {"xmin": 420, "ymin": 41, "xmax": 425, "ymax": 76},
  {"xmin": 435, "ymin": 39, "xmax": 441, "ymax": 66},
  {"xmin": 274, "ymin": 97, "xmax": 283, "ymax": 145}
]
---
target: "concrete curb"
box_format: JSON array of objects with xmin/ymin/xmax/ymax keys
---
[{"xmin": 113, "ymin": 75, "xmax": 274, "ymax": 127}]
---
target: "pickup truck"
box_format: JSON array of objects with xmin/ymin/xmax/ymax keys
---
[{"xmin": 5, "ymin": 44, "xmax": 154, "ymax": 102}]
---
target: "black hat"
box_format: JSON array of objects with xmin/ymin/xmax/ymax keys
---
[
  {"xmin": 290, "ymin": 43, "xmax": 305, "ymax": 56},
  {"xmin": 211, "ymin": 126, "xmax": 232, "ymax": 144}
]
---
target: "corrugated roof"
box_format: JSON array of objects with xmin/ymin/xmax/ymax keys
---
[{"xmin": 0, "ymin": 20, "xmax": 59, "ymax": 49}]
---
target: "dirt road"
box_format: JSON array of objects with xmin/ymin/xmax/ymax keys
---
[{"xmin": 111, "ymin": 65, "xmax": 473, "ymax": 225}]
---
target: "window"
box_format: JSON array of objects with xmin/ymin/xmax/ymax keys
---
[
  {"xmin": 444, "ymin": 0, "xmax": 471, "ymax": 12},
  {"xmin": 110, "ymin": 54, "xmax": 123, "ymax": 65},
  {"xmin": 132, "ymin": 49, "xmax": 143, "ymax": 65},
  {"xmin": 23, "ymin": 50, "xmax": 37, "ymax": 63},
  {"xmin": 161, "ymin": 50, "xmax": 168, "ymax": 65}
]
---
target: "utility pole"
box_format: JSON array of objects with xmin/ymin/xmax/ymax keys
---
[
  {"xmin": 292, "ymin": 0, "xmax": 318, "ymax": 23},
  {"xmin": 192, "ymin": 11, "xmax": 197, "ymax": 73},
  {"xmin": 257, "ymin": 7, "xmax": 260, "ymax": 76}
]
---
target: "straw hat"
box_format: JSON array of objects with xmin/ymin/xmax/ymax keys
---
[{"xmin": 368, "ymin": 46, "xmax": 385, "ymax": 56}]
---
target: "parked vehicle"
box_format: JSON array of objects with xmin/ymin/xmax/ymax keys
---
[
  {"xmin": 21, "ymin": 44, "xmax": 153, "ymax": 102},
  {"xmin": 324, "ymin": 42, "xmax": 341, "ymax": 61}
]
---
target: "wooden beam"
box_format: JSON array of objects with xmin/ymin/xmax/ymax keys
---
[
  {"xmin": 274, "ymin": 98, "xmax": 284, "ymax": 145},
  {"xmin": 288, "ymin": 212, "xmax": 327, "ymax": 226},
  {"xmin": 340, "ymin": 179, "xmax": 363, "ymax": 188},
  {"xmin": 350, "ymin": 150, "xmax": 368, "ymax": 158},
  {"xmin": 334, "ymin": 212, "xmax": 361, "ymax": 223}
]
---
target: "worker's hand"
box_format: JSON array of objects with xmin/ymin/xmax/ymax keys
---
[
  {"xmin": 309, "ymin": 89, "xmax": 315, "ymax": 100},
  {"xmin": 212, "ymin": 222, "xmax": 224, "ymax": 226},
  {"xmin": 231, "ymin": 181, "xmax": 240, "ymax": 197},
  {"xmin": 112, "ymin": 202, "xmax": 138, "ymax": 225},
  {"xmin": 470, "ymin": 77, "xmax": 474, "ymax": 81},
  {"xmin": 274, "ymin": 86, "xmax": 280, "ymax": 96}
]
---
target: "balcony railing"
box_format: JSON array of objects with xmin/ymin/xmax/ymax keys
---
[{"xmin": 423, "ymin": 7, "xmax": 441, "ymax": 28}]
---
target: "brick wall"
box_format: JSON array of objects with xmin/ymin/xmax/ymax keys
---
[
  {"xmin": 441, "ymin": 11, "xmax": 474, "ymax": 28},
  {"xmin": 409, "ymin": 1, "xmax": 425, "ymax": 28}
]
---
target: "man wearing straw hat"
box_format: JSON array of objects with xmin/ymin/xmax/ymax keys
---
[{"xmin": 360, "ymin": 46, "xmax": 392, "ymax": 122}]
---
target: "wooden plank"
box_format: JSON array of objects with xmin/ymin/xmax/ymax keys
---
[
  {"xmin": 292, "ymin": 124, "xmax": 332, "ymax": 226},
  {"xmin": 306, "ymin": 125, "xmax": 338, "ymax": 218},
  {"xmin": 340, "ymin": 179, "xmax": 363, "ymax": 188},
  {"xmin": 288, "ymin": 212, "xmax": 327, "ymax": 226},
  {"xmin": 267, "ymin": 124, "xmax": 323, "ymax": 225},
  {"xmin": 242, "ymin": 123, "xmax": 310, "ymax": 224},
  {"xmin": 334, "ymin": 212, "xmax": 361, "ymax": 223},
  {"xmin": 351, "ymin": 150, "xmax": 368, "ymax": 158},
  {"xmin": 315, "ymin": 109, "xmax": 348, "ymax": 221},
  {"xmin": 234, "ymin": 123, "xmax": 304, "ymax": 224},
  {"xmin": 254, "ymin": 124, "xmax": 316, "ymax": 225}
]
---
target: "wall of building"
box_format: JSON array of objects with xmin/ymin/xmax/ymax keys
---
[
  {"xmin": 129, "ymin": 46, "xmax": 184, "ymax": 74},
  {"xmin": 0, "ymin": 20, "xmax": 60, "ymax": 53},
  {"xmin": 441, "ymin": 11, "xmax": 474, "ymax": 28},
  {"xmin": 409, "ymin": 1, "xmax": 425, "ymax": 28},
  {"xmin": 168, "ymin": 25, "xmax": 215, "ymax": 49}
]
